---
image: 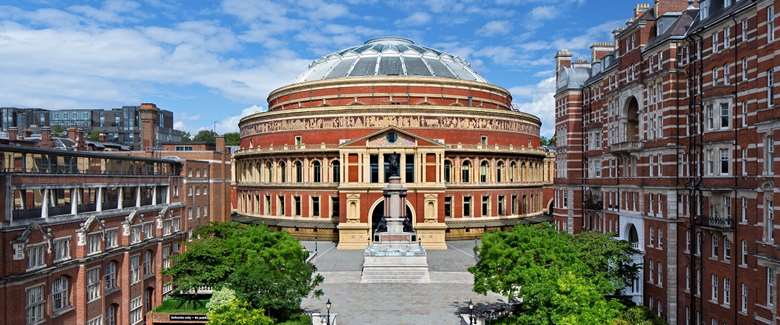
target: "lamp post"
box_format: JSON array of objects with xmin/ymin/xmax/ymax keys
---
[
  {"xmin": 325, "ymin": 299, "xmax": 332, "ymax": 325},
  {"xmin": 315, "ymin": 236, "xmax": 318, "ymax": 254},
  {"xmin": 468, "ymin": 299, "xmax": 474, "ymax": 325}
]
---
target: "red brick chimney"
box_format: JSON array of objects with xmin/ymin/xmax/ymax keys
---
[
  {"xmin": 67, "ymin": 127, "xmax": 86, "ymax": 150},
  {"xmin": 67, "ymin": 127, "xmax": 77, "ymax": 141},
  {"xmin": 139, "ymin": 103, "xmax": 159, "ymax": 151},
  {"xmin": 40, "ymin": 127, "xmax": 52, "ymax": 148},
  {"xmin": 591, "ymin": 42, "xmax": 614, "ymax": 62},
  {"xmin": 99, "ymin": 132, "xmax": 107, "ymax": 143},
  {"xmin": 655, "ymin": 0, "xmax": 695, "ymax": 16},
  {"xmin": 7, "ymin": 127, "xmax": 17, "ymax": 141},
  {"xmin": 555, "ymin": 49, "xmax": 573, "ymax": 82},
  {"xmin": 215, "ymin": 135, "xmax": 225, "ymax": 153}
]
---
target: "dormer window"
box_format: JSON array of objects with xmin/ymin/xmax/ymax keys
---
[{"xmin": 701, "ymin": 0, "xmax": 710, "ymax": 20}]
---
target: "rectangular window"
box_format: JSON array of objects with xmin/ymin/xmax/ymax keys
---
[
  {"xmin": 143, "ymin": 222, "xmax": 154, "ymax": 239},
  {"xmin": 768, "ymin": 268, "xmax": 776, "ymax": 306},
  {"xmin": 713, "ymin": 32, "xmax": 719, "ymax": 53},
  {"xmin": 712, "ymin": 234, "xmax": 720, "ymax": 258},
  {"xmin": 707, "ymin": 104, "xmax": 714, "ymax": 130},
  {"xmin": 768, "ymin": 5, "xmax": 775, "ymax": 42},
  {"xmin": 26, "ymin": 243, "xmax": 45, "ymax": 270},
  {"xmin": 498, "ymin": 195, "xmax": 506, "ymax": 216},
  {"xmin": 767, "ymin": 197, "xmax": 775, "ymax": 243},
  {"xmin": 143, "ymin": 251, "xmax": 153, "ymax": 277},
  {"xmin": 742, "ymin": 58, "xmax": 748, "ymax": 82},
  {"xmin": 130, "ymin": 255, "xmax": 140, "ymax": 283},
  {"xmin": 26, "ymin": 285, "xmax": 44, "ymax": 325},
  {"xmin": 724, "ymin": 278, "xmax": 731, "ymax": 306},
  {"xmin": 87, "ymin": 267, "xmax": 101, "ymax": 302},
  {"xmin": 130, "ymin": 225, "xmax": 142, "ymax": 244},
  {"xmin": 463, "ymin": 196, "xmax": 472, "ymax": 217},
  {"xmin": 712, "ymin": 274, "xmax": 719, "ymax": 302},
  {"xmin": 330, "ymin": 196, "xmax": 339, "ymax": 217},
  {"xmin": 105, "ymin": 262, "xmax": 117, "ymax": 290},
  {"xmin": 87, "ymin": 233, "xmax": 101, "ymax": 255},
  {"xmin": 724, "ymin": 27, "xmax": 731, "ymax": 48},
  {"xmin": 444, "ymin": 196, "xmax": 452, "ymax": 218},
  {"xmin": 105, "ymin": 230, "xmax": 117, "ymax": 249},
  {"xmin": 52, "ymin": 277, "xmax": 69, "ymax": 311},
  {"xmin": 769, "ymin": 68, "xmax": 775, "ymax": 108},
  {"xmin": 294, "ymin": 196, "xmax": 301, "ymax": 216},
  {"xmin": 130, "ymin": 297, "xmax": 143, "ymax": 325},
  {"xmin": 741, "ymin": 283, "xmax": 748, "ymax": 313},
  {"xmin": 481, "ymin": 195, "xmax": 490, "ymax": 216},
  {"xmin": 277, "ymin": 195, "xmax": 285, "ymax": 216},
  {"xmin": 724, "ymin": 237, "xmax": 731, "ymax": 261},
  {"xmin": 311, "ymin": 197, "xmax": 320, "ymax": 217},
  {"xmin": 53, "ymin": 237, "xmax": 70, "ymax": 261},
  {"xmin": 87, "ymin": 316, "xmax": 102, "ymax": 325},
  {"xmin": 721, "ymin": 148, "xmax": 730, "ymax": 175},
  {"xmin": 741, "ymin": 240, "xmax": 748, "ymax": 266},
  {"xmin": 742, "ymin": 148, "xmax": 748, "ymax": 176}
]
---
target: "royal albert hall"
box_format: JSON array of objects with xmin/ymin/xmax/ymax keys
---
[{"xmin": 233, "ymin": 37, "xmax": 554, "ymax": 249}]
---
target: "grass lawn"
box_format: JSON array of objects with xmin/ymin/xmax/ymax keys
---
[{"xmin": 153, "ymin": 296, "xmax": 209, "ymax": 313}]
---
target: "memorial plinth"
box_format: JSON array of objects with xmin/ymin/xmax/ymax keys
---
[{"xmin": 361, "ymin": 176, "xmax": 430, "ymax": 283}]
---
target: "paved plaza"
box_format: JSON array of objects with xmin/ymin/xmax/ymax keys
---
[{"xmin": 300, "ymin": 240, "xmax": 506, "ymax": 325}]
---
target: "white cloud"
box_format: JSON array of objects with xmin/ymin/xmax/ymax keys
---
[
  {"xmin": 530, "ymin": 6, "xmax": 558, "ymax": 20},
  {"xmin": 511, "ymin": 77, "xmax": 556, "ymax": 137},
  {"xmin": 68, "ymin": 0, "xmax": 142, "ymax": 23},
  {"xmin": 216, "ymin": 105, "xmax": 266, "ymax": 134},
  {"xmin": 395, "ymin": 12, "xmax": 431, "ymax": 27},
  {"xmin": 478, "ymin": 20, "xmax": 511, "ymax": 36}
]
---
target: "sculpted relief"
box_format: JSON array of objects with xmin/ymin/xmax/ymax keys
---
[{"xmin": 241, "ymin": 114, "xmax": 539, "ymax": 137}]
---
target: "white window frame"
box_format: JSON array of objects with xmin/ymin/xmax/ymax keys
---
[
  {"xmin": 87, "ymin": 267, "xmax": 101, "ymax": 302},
  {"xmin": 26, "ymin": 285, "xmax": 45, "ymax": 325},
  {"xmin": 53, "ymin": 237, "xmax": 71, "ymax": 262},
  {"xmin": 51, "ymin": 277, "xmax": 70, "ymax": 312}
]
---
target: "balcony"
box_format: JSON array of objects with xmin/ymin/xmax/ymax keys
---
[
  {"xmin": 697, "ymin": 215, "xmax": 734, "ymax": 231},
  {"xmin": 609, "ymin": 135, "xmax": 643, "ymax": 153}
]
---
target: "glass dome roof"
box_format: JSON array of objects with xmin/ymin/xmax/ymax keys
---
[{"xmin": 296, "ymin": 37, "xmax": 487, "ymax": 83}]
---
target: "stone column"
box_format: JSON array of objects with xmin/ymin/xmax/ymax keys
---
[
  {"xmin": 41, "ymin": 189, "xmax": 49, "ymax": 220},
  {"xmin": 96, "ymin": 187, "xmax": 103, "ymax": 212},
  {"xmin": 166, "ymin": 186, "xmax": 171, "ymax": 204},
  {"xmin": 152, "ymin": 186, "xmax": 157, "ymax": 205},
  {"xmin": 379, "ymin": 153, "xmax": 385, "ymax": 182},
  {"xmin": 71, "ymin": 188, "xmax": 79, "ymax": 215},
  {"xmin": 118, "ymin": 187, "xmax": 124, "ymax": 209},
  {"xmin": 136, "ymin": 186, "xmax": 141, "ymax": 207}
]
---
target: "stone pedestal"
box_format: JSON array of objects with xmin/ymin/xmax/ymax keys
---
[
  {"xmin": 361, "ymin": 176, "xmax": 430, "ymax": 283},
  {"xmin": 336, "ymin": 222, "xmax": 370, "ymax": 250},
  {"xmin": 415, "ymin": 222, "xmax": 448, "ymax": 250}
]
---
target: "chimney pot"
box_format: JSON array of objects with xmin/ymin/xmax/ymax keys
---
[
  {"xmin": 7, "ymin": 127, "xmax": 18, "ymax": 141},
  {"xmin": 40, "ymin": 127, "xmax": 52, "ymax": 148}
]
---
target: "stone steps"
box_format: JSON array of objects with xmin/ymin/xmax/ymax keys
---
[{"xmin": 360, "ymin": 266, "xmax": 431, "ymax": 283}]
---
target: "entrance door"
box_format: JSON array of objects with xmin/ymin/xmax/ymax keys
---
[{"xmin": 371, "ymin": 201, "xmax": 414, "ymax": 238}]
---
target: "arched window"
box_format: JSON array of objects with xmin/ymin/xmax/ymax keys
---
[
  {"xmin": 497, "ymin": 161, "xmax": 505, "ymax": 183},
  {"xmin": 51, "ymin": 276, "xmax": 70, "ymax": 311},
  {"xmin": 331, "ymin": 160, "xmax": 340, "ymax": 183},
  {"xmin": 279, "ymin": 161, "xmax": 287, "ymax": 183},
  {"xmin": 444, "ymin": 160, "xmax": 452, "ymax": 183},
  {"xmin": 462, "ymin": 160, "xmax": 471, "ymax": 183},
  {"xmin": 509, "ymin": 162, "xmax": 516, "ymax": 182},
  {"xmin": 312, "ymin": 161, "xmax": 321, "ymax": 183},
  {"xmin": 294, "ymin": 161, "xmax": 303, "ymax": 183},
  {"xmin": 480, "ymin": 160, "xmax": 489, "ymax": 183},
  {"xmin": 265, "ymin": 162, "xmax": 272, "ymax": 182}
]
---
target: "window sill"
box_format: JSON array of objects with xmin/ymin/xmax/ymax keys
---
[
  {"xmin": 87, "ymin": 297, "xmax": 101, "ymax": 304},
  {"xmin": 52, "ymin": 306, "xmax": 74, "ymax": 317},
  {"xmin": 105, "ymin": 287, "xmax": 120, "ymax": 295}
]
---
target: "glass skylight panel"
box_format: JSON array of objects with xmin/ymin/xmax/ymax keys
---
[
  {"xmin": 349, "ymin": 57, "xmax": 378, "ymax": 76},
  {"xmin": 306, "ymin": 59, "xmax": 340, "ymax": 81},
  {"xmin": 402, "ymin": 57, "xmax": 432, "ymax": 76},
  {"xmin": 423, "ymin": 58, "xmax": 456, "ymax": 78},
  {"xmin": 443, "ymin": 60, "xmax": 477, "ymax": 80},
  {"xmin": 407, "ymin": 45, "xmax": 428, "ymax": 54},
  {"xmin": 371, "ymin": 44, "xmax": 386, "ymax": 52},
  {"xmin": 353, "ymin": 44, "xmax": 373, "ymax": 53},
  {"xmin": 378, "ymin": 56, "xmax": 403, "ymax": 75},
  {"xmin": 325, "ymin": 58, "xmax": 356, "ymax": 79},
  {"xmin": 395, "ymin": 45, "xmax": 409, "ymax": 53}
]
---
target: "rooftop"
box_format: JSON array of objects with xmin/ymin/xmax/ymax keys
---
[{"xmin": 296, "ymin": 37, "xmax": 486, "ymax": 83}]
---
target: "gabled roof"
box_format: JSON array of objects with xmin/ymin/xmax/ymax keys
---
[
  {"xmin": 645, "ymin": 8, "xmax": 699, "ymax": 51},
  {"xmin": 338, "ymin": 126, "xmax": 445, "ymax": 148}
]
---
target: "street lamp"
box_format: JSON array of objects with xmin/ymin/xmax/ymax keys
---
[
  {"xmin": 325, "ymin": 299, "xmax": 332, "ymax": 325},
  {"xmin": 468, "ymin": 299, "xmax": 474, "ymax": 325}
]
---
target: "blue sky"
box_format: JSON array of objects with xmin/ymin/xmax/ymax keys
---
[{"xmin": 0, "ymin": 0, "xmax": 635, "ymax": 137}]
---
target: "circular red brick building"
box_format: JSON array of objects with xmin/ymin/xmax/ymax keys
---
[{"xmin": 233, "ymin": 37, "xmax": 553, "ymax": 249}]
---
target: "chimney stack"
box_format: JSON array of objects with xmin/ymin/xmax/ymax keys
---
[
  {"xmin": 99, "ymin": 133, "xmax": 107, "ymax": 143},
  {"xmin": 590, "ymin": 42, "xmax": 614, "ymax": 62},
  {"xmin": 67, "ymin": 127, "xmax": 77, "ymax": 142},
  {"xmin": 215, "ymin": 135, "xmax": 225, "ymax": 154},
  {"xmin": 555, "ymin": 49, "xmax": 573, "ymax": 83},
  {"xmin": 7, "ymin": 127, "xmax": 18, "ymax": 141},
  {"xmin": 40, "ymin": 127, "xmax": 52, "ymax": 148},
  {"xmin": 654, "ymin": 0, "xmax": 695, "ymax": 16},
  {"xmin": 139, "ymin": 103, "xmax": 160, "ymax": 152}
]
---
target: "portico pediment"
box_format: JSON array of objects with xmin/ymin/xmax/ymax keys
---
[{"xmin": 339, "ymin": 127, "xmax": 445, "ymax": 149}]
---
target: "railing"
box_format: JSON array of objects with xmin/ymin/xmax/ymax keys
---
[
  {"xmin": 583, "ymin": 199, "xmax": 604, "ymax": 211},
  {"xmin": 698, "ymin": 215, "xmax": 734, "ymax": 230},
  {"xmin": 235, "ymin": 143, "xmax": 548, "ymax": 155}
]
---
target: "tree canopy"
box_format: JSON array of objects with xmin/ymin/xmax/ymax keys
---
[
  {"xmin": 470, "ymin": 224, "xmax": 647, "ymax": 325},
  {"xmin": 223, "ymin": 132, "xmax": 240, "ymax": 146},
  {"xmin": 165, "ymin": 222, "xmax": 323, "ymax": 321},
  {"xmin": 193, "ymin": 130, "xmax": 217, "ymax": 144}
]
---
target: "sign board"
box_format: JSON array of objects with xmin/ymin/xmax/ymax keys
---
[{"xmin": 169, "ymin": 314, "xmax": 208, "ymax": 321}]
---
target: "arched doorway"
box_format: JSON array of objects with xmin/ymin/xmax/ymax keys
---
[
  {"xmin": 627, "ymin": 223, "xmax": 639, "ymax": 249},
  {"xmin": 370, "ymin": 200, "xmax": 414, "ymax": 238}
]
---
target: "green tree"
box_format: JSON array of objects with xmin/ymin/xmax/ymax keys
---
[
  {"xmin": 206, "ymin": 288, "xmax": 273, "ymax": 325},
  {"xmin": 165, "ymin": 222, "xmax": 323, "ymax": 321},
  {"xmin": 470, "ymin": 224, "xmax": 644, "ymax": 325},
  {"xmin": 193, "ymin": 130, "xmax": 217, "ymax": 144},
  {"xmin": 180, "ymin": 132, "xmax": 192, "ymax": 143},
  {"xmin": 52, "ymin": 125, "xmax": 65, "ymax": 136},
  {"xmin": 223, "ymin": 132, "xmax": 240, "ymax": 146},
  {"xmin": 86, "ymin": 130, "xmax": 101, "ymax": 141}
]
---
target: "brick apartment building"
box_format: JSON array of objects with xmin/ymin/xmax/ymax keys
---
[
  {"xmin": 554, "ymin": 0, "xmax": 780, "ymax": 324},
  {"xmin": 0, "ymin": 103, "xmax": 230, "ymax": 325}
]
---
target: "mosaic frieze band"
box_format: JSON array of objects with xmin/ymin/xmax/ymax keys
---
[{"xmin": 241, "ymin": 111, "xmax": 540, "ymax": 137}]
